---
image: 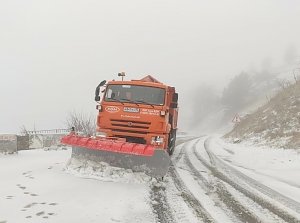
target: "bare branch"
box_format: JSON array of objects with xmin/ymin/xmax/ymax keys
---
[{"xmin": 65, "ymin": 111, "xmax": 96, "ymax": 136}]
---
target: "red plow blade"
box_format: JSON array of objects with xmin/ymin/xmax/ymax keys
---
[
  {"xmin": 61, "ymin": 134, "xmax": 171, "ymax": 178},
  {"xmin": 61, "ymin": 134, "xmax": 155, "ymax": 156}
]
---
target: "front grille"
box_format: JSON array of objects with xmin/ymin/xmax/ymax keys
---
[
  {"xmin": 111, "ymin": 129, "xmax": 147, "ymax": 135},
  {"xmin": 110, "ymin": 119, "xmax": 150, "ymax": 130},
  {"xmin": 111, "ymin": 119, "xmax": 150, "ymax": 125},
  {"xmin": 111, "ymin": 124, "xmax": 147, "ymax": 129}
]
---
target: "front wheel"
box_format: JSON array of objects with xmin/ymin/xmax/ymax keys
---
[{"xmin": 167, "ymin": 130, "xmax": 177, "ymax": 155}]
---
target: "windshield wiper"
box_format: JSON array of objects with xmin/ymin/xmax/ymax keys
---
[
  {"xmin": 119, "ymin": 98, "xmax": 139, "ymax": 106},
  {"xmin": 107, "ymin": 98, "xmax": 124, "ymax": 105},
  {"xmin": 134, "ymin": 100, "xmax": 155, "ymax": 108}
]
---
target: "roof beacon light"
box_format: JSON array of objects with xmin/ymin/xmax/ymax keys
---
[{"xmin": 118, "ymin": 72, "xmax": 126, "ymax": 81}]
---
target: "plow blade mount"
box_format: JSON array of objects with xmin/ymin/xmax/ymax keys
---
[{"xmin": 61, "ymin": 135, "xmax": 171, "ymax": 178}]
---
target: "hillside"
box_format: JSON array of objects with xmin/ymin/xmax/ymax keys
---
[{"xmin": 225, "ymin": 80, "xmax": 300, "ymax": 149}]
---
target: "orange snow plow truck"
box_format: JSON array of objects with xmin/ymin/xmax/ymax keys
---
[{"xmin": 61, "ymin": 73, "xmax": 178, "ymax": 178}]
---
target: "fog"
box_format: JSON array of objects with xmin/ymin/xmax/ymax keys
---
[{"xmin": 1, "ymin": 0, "xmax": 300, "ymax": 133}]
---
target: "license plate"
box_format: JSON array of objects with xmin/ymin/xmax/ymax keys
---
[{"xmin": 123, "ymin": 107, "xmax": 140, "ymax": 113}]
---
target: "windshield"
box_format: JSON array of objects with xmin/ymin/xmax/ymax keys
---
[{"xmin": 104, "ymin": 84, "xmax": 165, "ymax": 105}]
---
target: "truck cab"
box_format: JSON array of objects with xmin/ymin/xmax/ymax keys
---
[{"xmin": 95, "ymin": 75, "xmax": 178, "ymax": 154}]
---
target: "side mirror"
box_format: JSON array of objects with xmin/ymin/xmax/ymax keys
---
[
  {"xmin": 95, "ymin": 80, "xmax": 106, "ymax": 102},
  {"xmin": 99, "ymin": 80, "xmax": 106, "ymax": 87},
  {"xmin": 95, "ymin": 95, "xmax": 100, "ymax": 101},
  {"xmin": 172, "ymin": 93, "xmax": 178, "ymax": 102}
]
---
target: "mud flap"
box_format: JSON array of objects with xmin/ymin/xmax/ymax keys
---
[{"xmin": 71, "ymin": 146, "xmax": 171, "ymax": 178}]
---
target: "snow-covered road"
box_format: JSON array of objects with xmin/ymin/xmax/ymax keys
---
[
  {"xmin": 1, "ymin": 136, "xmax": 300, "ymax": 223},
  {"xmin": 149, "ymin": 136, "xmax": 300, "ymax": 222}
]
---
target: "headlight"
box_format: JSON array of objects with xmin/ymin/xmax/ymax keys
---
[
  {"xmin": 151, "ymin": 136, "xmax": 164, "ymax": 145},
  {"xmin": 160, "ymin": 110, "xmax": 166, "ymax": 116},
  {"xmin": 96, "ymin": 105, "xmax": 102, "ymax": 111}
]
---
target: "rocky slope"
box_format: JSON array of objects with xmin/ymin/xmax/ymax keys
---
[{"xmin": 225, "ymin": 81, "xmax": 300, "ymax": 149}]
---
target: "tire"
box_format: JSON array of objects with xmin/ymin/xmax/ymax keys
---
[{"xmin": 167, "ymin": 130, "xmax": 176, "ymax": 155}]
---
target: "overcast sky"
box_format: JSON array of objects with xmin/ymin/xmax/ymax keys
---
[{"xmin": 1, "ymin": 0, "xmax": 300, "ymax": 133}]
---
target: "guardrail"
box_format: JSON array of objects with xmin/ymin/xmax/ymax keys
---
[{"xmin": 26, "ymin": 129, "xmax": 70, "ymax": 135}]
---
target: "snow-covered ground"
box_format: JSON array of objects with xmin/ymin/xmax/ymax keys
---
[
  {"xmin": 212, "ymin": 137, "xmax": 300, "ymax": 203},
  {"xmin": 0, "ymin": 149, "xmax": 154, "ymax": 223},
  {"xmin": 1, "ymin": 136, "xmax": 300, "ymax": 223}
]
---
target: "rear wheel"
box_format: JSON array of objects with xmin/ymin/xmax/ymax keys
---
[{"xmin": 167, "ymin": 130, "xmax": 176, "ymax": 155}]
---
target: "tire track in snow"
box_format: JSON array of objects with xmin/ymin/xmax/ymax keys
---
[
  {"xmin": 205, "ymin": 139, "xmax": 300, "ymax": 214},
  {"xmin": 150, "ymin": 181, "xmax": 175, "ymax": 223},
  {"xmin": 150, "ymin": 136, "xmax": 213, "ymax": 223},
  {"xmin": 183, "ymin": 140, "xmax": 260, "ymax": 223},
  {"xmin": 164, "ymin": 177, "xmax": 195, "ymax": 223},
  {"xmin": 149, "ymin": 136, "xmax": 197, "ymax": 223},
  {"xmin": 170, "ymin": 138, "xmax": 215, "ymax": 223},
  {"xmin": 168, "ymin": 165, "xmax": 215, "ymax": 223},
  {"xmin": 193, "ymin": 138, "xmax": 300, "ymax": 223}
]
